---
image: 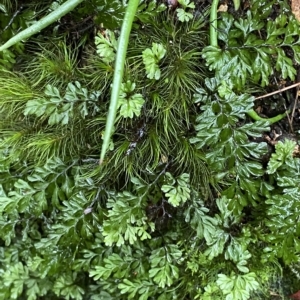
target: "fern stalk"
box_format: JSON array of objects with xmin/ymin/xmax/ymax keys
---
[
  {"xmin": 0, "ymin": 0, "xmax": 84, "ymax": 51},
  {"xmin": 210, "ymin": 0, "xmax": 219, "ymax": 47},
  {"xmin": 100, "ymin": 0, "xmax": 140, "ymax": 164},
  {"xmin": 246, "ymin": 109, "xmax": 288, "ymax": 124},
  {"xmin": 233, "ymin": 0, "xmax": 240, "ymax": 11}
]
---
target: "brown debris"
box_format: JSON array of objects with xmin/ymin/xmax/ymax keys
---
[{"xmin": 292, "ymin": 0, "xmax": 300, "ymax": 21}]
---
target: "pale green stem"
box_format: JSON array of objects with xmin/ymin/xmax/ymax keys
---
[
  {"xmin": 210, "ymin": 0, "xmax": 219, "ymax": 47},
  {"xmin": 209, "ymin": 0, "xmax": 289, "ymax": 124},
  {"xmin": 99, "ymin": 0, "xmax": 140, "ymax": 164},
  {"xmin": 0, "ymin": 0, "xmax": 84, "ymax": 51},
  {"xmin": 246, "ymin": 109, "xmax": 288, "ymax": 124},
  {"xmin": 233, "ymin": 0, "xmax": 241, "ymax": 11}
]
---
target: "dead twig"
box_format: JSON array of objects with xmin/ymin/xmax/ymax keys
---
[
  {"xmin": 289, "ymin": 71, "xmax": 300, "ymax": 132},
  {"xmin": 285, "ymin": 101, "xmax": 294, "ymax": 132},
  {"xmin": 254, "ymin": 82, "xmax": 300, "ymax": 100}
]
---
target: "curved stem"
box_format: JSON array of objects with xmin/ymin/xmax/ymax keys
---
[
  {"xmin": 246, "ymin": 109, "xmax": 288, "ymax": 124},
  {"xmin": 209, "ymin": 0, "xmax": 289, "ymax": 124},
  {"xmin": 99, "ymin": 0, "xmax": 140, "ymax": 164},
  {"xmin": 0, "ymin": 0, "xmax": 84, "ymax": 51}
]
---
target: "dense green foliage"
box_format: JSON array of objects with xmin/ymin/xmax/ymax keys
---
[{"xmin": 0, "ymin": 0, "xmax": 300, "ymax": 299}]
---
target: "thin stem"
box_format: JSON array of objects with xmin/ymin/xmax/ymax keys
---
[
  {"xmin": 254, "ymin": 82, "xmax": 300, "ymax": 100},
  {"xmin": 233, "ymin": 0, "xmax": 241, "ymax": 11},
  {"xmin": 1, "ymin": 5, "xmax": 24, "ymax": 34},
  {"xmin": 210, "ymin": 0, "xmax": 219, "ymax": 47},
  {"xmin": 99, "ymin": 0, "xmax": 140, "ymax": 164},
  {"xmin": 0, "ymin": 0, "xmax": 84, "ymax": 51},
  {"xmin": 246, "ymin": 109, "xmax": 288, "ymax": 124}
]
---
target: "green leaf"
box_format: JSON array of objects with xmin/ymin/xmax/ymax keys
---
[
  {"xmin": 53, "ymin": 272, "xmax": 84, "ymax": 300},
  {"xmin": 184, "ymin": 199, "xmax": 218, "ymax": 243},
  {"xmin": 118, "ymin": 279, "xmax": 153, "ymax": 299},
  {"xmin": 162, "ymin": 173, "xmax": 190, "ymax": 207},
  {"xmin": 204, "ymin": 9, "xmax": 300, "ymax": 89},
  {"xmin": 89, "ymin": 254, "xmax": 124, "ymax": 280},
  {"xmin": 93, "ymin": 0, "xmax": 126, "ymax": 29},
  {"xmin": 95, "ymin": 29, "xmax": 117, "ymax": 64},
  {"xmin": 225, "ymin": 239, "xmax": 251, "ymax": 273},
  {"xmin": 202, "ymin": 46, "xmax": 228, "ymax": 71},
  {"xmin": 102, "ymin": 191, "xmax": 153, "ymax": 246},
  {"xmin": 267, "ymin": 140, "xmax": 296, "ymax": 174},
  {"xmin": 118, "ymin": 81, "xmax": 145, "ymax": 118},
  {"xmin": 216, "ymin": 272, "xmax": 259, "ymax": 300},
  {"xmin": 275, "ymin": 48, "xmax": 296, "ymax": 80},
  {"xmin": 204, "ymin": 229, "xmax": 229, "ymax": 260},
  {"xmin": 23, "ymin": 82, "xmax": 100, "ymax": 125},
  {"xmin": 202, "ymin": 283, "xmax": 220, "ymax": 300},
  {"xmin": 148, "ymin": 245, "xmax": 181, "ymax": 288},
  {"xmin": 44, "ymin": 84, "xmax": 61, "ymax": 99},
  {"xmin": 252, "ymin": 47, "xmax": 273, "ymax": 86},
  {"xmin": 177, "ymin": 9, "xmax": 193, "ymax": 22},
  {"xmin": 142, "ymin": 43, "xmax": 166, "ymax": 80},
  {"xmin": 233, "ymin": 11, "xmax": 264, "ymax": 37},
  {"xmin": 149, "ymin": 264, "xmax": 178, "ymax": 288},
  {"xmin": 24, "ymin": 99, "xmax": 48, "ymax": 117},
  {"xmin": 136, "ymin": 1, "xmax": 167, "ymax": 23},
  {"xmin": 178, "ymin": 0, "xmax": 195, "ymax": 9},
  {"xmin": 2, "ymin": 262, "xmax": 29, "ymax": 299}
]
